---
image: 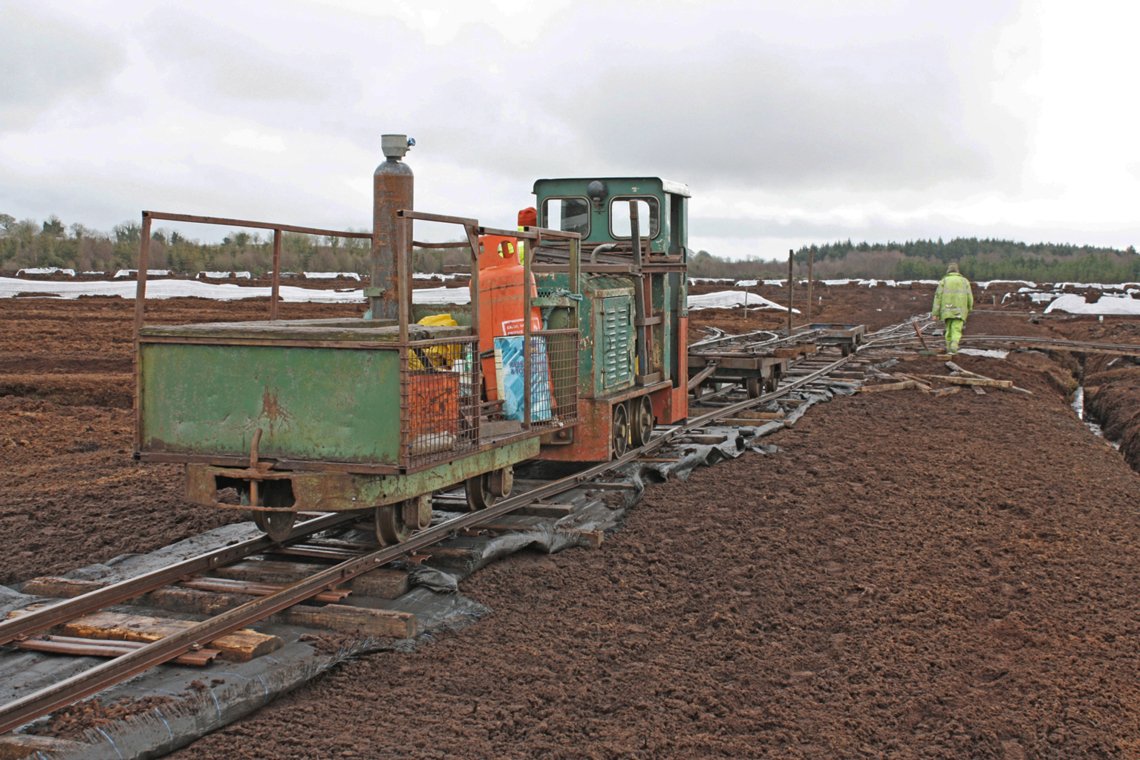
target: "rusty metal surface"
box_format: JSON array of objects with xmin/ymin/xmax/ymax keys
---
[
  {"xmin": 179, "ymin": 578, "xmax": 350, "ymax": 604},
  {"xmin": 16, "ymin": 637, "xmax": 220, "ymax": 667}
]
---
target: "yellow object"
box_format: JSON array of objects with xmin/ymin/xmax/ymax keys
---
[
  {"xmin": 418, "ymin": 314, "xmax": 458, "ymax": 327},
  {"xmin": 410, "ymin": 314, "xmax": 462, "ymax": 369}
]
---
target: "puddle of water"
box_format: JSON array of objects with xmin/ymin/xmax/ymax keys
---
[{"xmin": 1072, "ymin": 386, "xmax": 1121, "ymax": 449}]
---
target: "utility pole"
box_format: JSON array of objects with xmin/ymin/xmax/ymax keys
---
[{"xmin": 786, "ymin": 249, "xmax": 794, "ymax": 335}]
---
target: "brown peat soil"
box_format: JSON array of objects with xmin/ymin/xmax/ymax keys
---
[{"xmin": 1, "ymin": 285, "xmax": 1138, "ymax": 758}]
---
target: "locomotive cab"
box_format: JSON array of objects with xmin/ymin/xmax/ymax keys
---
[{"xmin": 529, "ymin": 178, "xmax": 690, "ymax": 460}]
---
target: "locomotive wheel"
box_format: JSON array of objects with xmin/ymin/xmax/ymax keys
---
[
  {"xmin": 611, "ymin": 402, "xmax": 630, "ymax": 459},
  {"xmin": 630, "ymin": 396, "xmax": 655, "ymax": 448},
  {"xmin": 375, "ymin": 504, "xmax": 410, "ymax": 546},
  {"xmin": 464, "ymin": 473, "xmax": 496, "ymax": 511},
  {"xmin": 262, "ymin": 510, "xmax": 296, "ymax": 543}
]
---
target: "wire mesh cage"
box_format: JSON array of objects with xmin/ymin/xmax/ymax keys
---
[
  {"xmin": 399, "ymin": 329, "xmax": 578, "ymax": 468},
  {"xmin": 486, "ymin": 329, "xmax": 578, "ymax": 429},
  {"xmin": 400, "ymin": 337, "xmax": 479, "ymax": 467},
  {"xmin": 533, "ymin": 328, "xmax": 579, "ymax": 428}
]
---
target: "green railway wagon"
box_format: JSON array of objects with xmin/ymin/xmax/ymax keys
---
[{"xmin": 134, "ymin": 135, "xmax": 581, "ymax": 545}]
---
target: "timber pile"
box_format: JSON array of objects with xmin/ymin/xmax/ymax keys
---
[{"xmin": 860, "ymin": 360, "xmax": 1032, "ymax": 397}]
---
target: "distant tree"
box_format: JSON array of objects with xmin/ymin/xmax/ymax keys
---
[{"xmin": 42, "ymin": 216, "xmax": 65, "ymax": 237}]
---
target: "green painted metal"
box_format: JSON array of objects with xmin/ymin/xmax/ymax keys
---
[
  {"xmin": 341, "ymin": 437, "xmax": 538, "ymax": 507},
  {"xmin": 140, "ymin": 342, "xmax": 403, "ymax": 464},
  {"xmin": 599, "ymin": 295, "xmax": 634, "ymax": 391},
  {"xmin": 190, "ymin": 437, "xmax": 539, "ymax": 512},
  {"xmin": 532, "ymin": 177, "xmax": 689, "ymax": 253},
  {"xmin": 569, "ymin": 275, "xmax": 632, "ymax": 398}
]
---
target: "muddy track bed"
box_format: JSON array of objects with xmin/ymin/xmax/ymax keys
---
[{"xmin": 179, "ymin": 351, "xmax": 1140, "ymax": 759}]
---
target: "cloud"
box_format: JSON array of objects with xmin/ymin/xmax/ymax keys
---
[
  {"xmin": 551, "ymin": 4, "xmax": 1030, "ymax": 193},
  {"xmin": 0, "ymin": 5, "xmax": 125, "ymax": 128},
  {"xmin": 140, "ymin": 7, "xmax": 336, "ymax": 107},
  {"xmin": 1, "ymin": 0, "xmax": 1136, "ymax": 263}
]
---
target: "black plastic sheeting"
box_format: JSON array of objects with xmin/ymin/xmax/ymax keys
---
[{"xmin": 0, "ymin": 381, "xmax": 856, "ymax": 759}]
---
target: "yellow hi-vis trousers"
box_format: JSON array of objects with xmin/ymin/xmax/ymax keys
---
[{"xmin": 944, "ymin": 318, "xmax": 964, "ymax": 354}]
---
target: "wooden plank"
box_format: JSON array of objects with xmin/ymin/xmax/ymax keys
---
[
  {"xmin": 423, "ymin": 545, "xmax": 483, "ymax": 561},
  {"xmin": 60, "ymin": 611, "xmax": 281, "ymax": 662},
  {"xmin": 515, "ymin": 502, "xmax": 577, "ymax": 518},
  {"xmin": 21, "ymin": 576, "xmax": 104, "ymax": 598},
  {"xmin": 281, "ymin": 604, "xmax": 416, "ymax": 638},
  {"xmin": 731, "ymin": 410, "xmax": 785, "ymax": 420},
  {"xmin": 860, "ymin": 380, "xmax": 917, "ymax": 393},
  {"xmin": 14, "ymin": 578, "xmax": 256, "ymax": 617},
  {"xmin": 892, "ymin": 373, "xmax": 933, "ymax": 392},
  {"xmin": 720, "ymin": 417, "xmax": 785, "ymax": 427},
  {"xmin": 212, "ymin": 560, "xmax": 333, "ymax": 586},
  {"xmin": 928, "ymin": 375, "xmax": 1013, "ymax": 389},
  {"xmin": 931, "ymin": 386, "xmax": 962, "ymax": 398},
  {"xmin": 0, "ymin": 733, "xmax": 88, "ymax": 759},
  {"xmin": 144, "ymin": 586, "xmax": 254, "ymax": 616},
  {"xmin": 560, "ymin": 528, "xmax": 605, "ymax": 548},
  {"xmin": 349, "ymin": 569, "xmax": 410, "ymax": 599}
]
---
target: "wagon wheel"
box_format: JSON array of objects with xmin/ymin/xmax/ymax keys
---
[
  {"xmin": 630, "ymin": 396, "xmax": 655, "ymax": 448},
  {"xmin": 375, "ymin": 504, "xmax": 410, "ymax": 546},
  {"xmin": 262, "ymin": 510, "xmax": 296, "ymax": 543},
  {"xmin": 488, "ymin": 465, "xmax": 514, "ymax": 499},
  {"xmin": 464, "ymin": 473, "xmax": 496, "ymax": 511},
  {"xmin": 611, "ymin": 402, "xmax": 630, "ymax": 459},
  {"xmin": 766, "ymin": 369, "xmax": 784, "ymax": 398},
  {"xmin": 401, "ymin": 494, "xmax": 433, "ymax": 531},
  {"xmin": 745, "ymin": 377, "xmax": 763, "ymax": 398}
]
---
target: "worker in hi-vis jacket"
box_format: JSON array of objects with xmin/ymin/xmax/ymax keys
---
[{"xmin": 931, "ymin": 262, "xmax": 974, "ymax": 355}]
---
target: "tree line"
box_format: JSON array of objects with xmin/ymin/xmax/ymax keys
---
[
  {"xmin": 0, "ymin": 214, "xmax": 473, "ymax": 276},
  {"xmin": 3, "ymin": 213, "xmax": 1138, "ymax": 282},
  {"xmin": 690, "ymin": 238, "xmax": 1140, "ymax": 282}
]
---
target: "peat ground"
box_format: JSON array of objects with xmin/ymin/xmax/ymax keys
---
[{"xmin": 0, "ymin": 286, "xmax": 1138, "ymax": 757}]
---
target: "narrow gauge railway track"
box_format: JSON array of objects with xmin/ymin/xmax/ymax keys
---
[
  {"xmin": 0, "ymin": 330, "xmax": 876, "ymax": 736},
  {"xmin": 872, "ymin": 324, "xmax": 1140, "ymax": 357}
]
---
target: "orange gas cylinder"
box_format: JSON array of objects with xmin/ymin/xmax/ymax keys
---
[{"xmin": 475, "ymin": 234, "xmax": 541, "ymax": 401}]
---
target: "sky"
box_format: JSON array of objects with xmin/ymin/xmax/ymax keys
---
[{"xmin": 2, "ymin": 0, "xmax": 1138, "ymax": 260}]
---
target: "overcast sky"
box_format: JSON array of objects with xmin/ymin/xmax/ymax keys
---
[{"xmin": 2, "ymin": 0, "xmax": 1137, "ymax": 260}]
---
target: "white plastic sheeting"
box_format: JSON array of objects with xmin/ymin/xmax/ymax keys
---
[
  {"xmin": 688, "ymin": 290, "xmax": 799, "ymax": 312},
  {"xmin": 1044, "ymin": 294, "xmax": 1140, "ymax": 315}
]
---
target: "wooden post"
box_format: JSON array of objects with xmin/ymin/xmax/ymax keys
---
[
  {"xmin": 806, "ymin": 248, "xmax": 814, "ymax": 322},
  {"xmin": 786, "ymin": 249, "xmax": 794, "ymax": 334},
  {"xmin": 134, "ymin": 213, "xmax": 152, "ymax": 338},
  {"xmin": 270, "ymin": 229, "xmax": 282, "ymax": 321}
]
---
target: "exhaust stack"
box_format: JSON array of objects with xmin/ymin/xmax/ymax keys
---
[{"xmin": 370, "ymin": 133, "xmax": 415, "ymax": 320}]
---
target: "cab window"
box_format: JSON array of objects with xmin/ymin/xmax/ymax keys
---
[
  {"xmin": 610, "ymin": 197, "xmax": 659, "ymax": 239},
  {"xmin": 542, "ymin": 197, "xmax": 591, "ymax": 236}
]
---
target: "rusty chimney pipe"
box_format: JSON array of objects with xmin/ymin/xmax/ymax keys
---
[{"xmin": 370, "ymin": 134, "xmax": 414, "ymax": 320}]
